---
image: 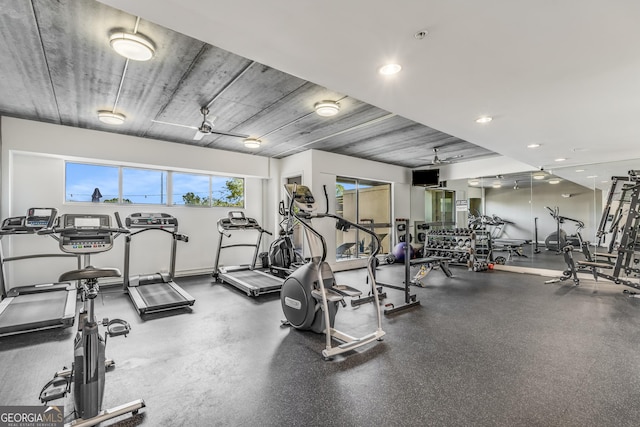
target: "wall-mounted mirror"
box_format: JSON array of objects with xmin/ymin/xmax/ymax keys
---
[{"xmin": 408, "ymin": 158, "xmax": 640, "ymax": 279}]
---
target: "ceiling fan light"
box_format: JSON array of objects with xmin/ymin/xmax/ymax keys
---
[
  {"xmin": 243, "ymin": 138, "xmax": 261, "ymax": 148},
  {"xmin": 109, "ymin": 32, "xmax": 155, "ymax": 61},
  {"xmin": 314, "ymin": 101, "xmax": 340, "ymax": 117},
  {"xmin": 97, "ymin": 110, "xmax": 125, "ymax": 125}
]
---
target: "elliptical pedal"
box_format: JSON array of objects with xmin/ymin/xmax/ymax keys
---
[{"xmin": 332, "ymin": 284, "xmax": 362, "ymax": 298}]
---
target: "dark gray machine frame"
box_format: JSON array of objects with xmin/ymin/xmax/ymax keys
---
[
  {"xmin": 122, "ymin": 212, "xmax": 195, "ymax": 316},
  {"xmin": 0, "ymin": 208, "xmax": 79, "ymax": 337},
  {"xmin": 38, "ymin": 213, "xmax": 145, "ymax": 427},
  {"xmin": 212, "ymin": 211, "xmax": 283, "ymax": 296}
]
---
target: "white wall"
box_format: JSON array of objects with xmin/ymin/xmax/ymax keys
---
[
  {"xmin": 1, "ymin": 117, "xmax": 273, "ymax": 288},
  {"xmin": 439, "ymin": 156, "xmax": 536, "ymax": 181},
  {"xmin": 278, "ymin": 149, "xmax": 412, "ymax": 270}
]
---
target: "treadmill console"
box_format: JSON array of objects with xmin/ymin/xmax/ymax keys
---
[
  {"xmin": 26, "ymin": 208, "xmax": 57, "ymax": 229},
  {"xmin": 217, "ymin": 211, "xmax": 260, "ymax": 231},
  {"xmin": 1, "ymin": 216, "xmax": 26, "ymax": 233},
  {"xmin": 126, "ymin": 212, "xmax": 178, "ymax": 228},
  {"xmin": 0, "ymin": 208, "xmax": 57, "ymax": 234},
  {"xmin": 58, "ymin": 214, "xmax": 114, "ymax": 254},
  {"xmin": 284, "ymin": 184, "xmax": 317, "ymax": 212}
]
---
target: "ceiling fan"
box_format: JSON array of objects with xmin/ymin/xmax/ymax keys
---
[
  {"xmin": 420, "ymin": 147, "xmax": 463, "ymax": 166},
  {"xmin": 151, "ymin": 107, "xmax": 250, "ymax": 141}
]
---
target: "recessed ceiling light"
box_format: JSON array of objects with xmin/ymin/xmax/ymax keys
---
[
  {"xmin": 469, "ymin": 179, "xmax": 479, "ymax": 186},
  {"xmin": 314, "ymin": 101, "xmax": 340, "ymax": 117},
  {"xmin": 586, "ymin": 175, "xmax": 598, "ymax": 179},
  {"xmin": 98, "ymin": 111, "xmax": 125, "ymax": 125},
  {"xmin": 243, "ymin": 138, "xmax": 261, "ymax": 148},
  {"xmin": 527, "ymin": 143, "xmax": 541, "ymax": 148},
  {"xmin": 378, "ymin": 63, "xmax": 402, "ymax": 75},
  {"xmin": 601, "ymin": 180, "xmax": 609, "ymax": 183},
  {"xmin": 533, "ymin": 174, "xmax": 546, "ymax": 180},
  {"xmin": 475, "ymin": 116, "xmax": 492, "ymax": 124},
  {"xmin": 109, "ymin": 32, "xmax": 155, "ymax": 61},
  {"xmin": 492, "ymin": 184, "xmax": 501, "ymax": 188},
  {"xmin": 554, "ymin": 158, "xmax": 566, "ymax": 162},
  {"xmin": 575, "ymin": 169, "xmax": 585, "ymax": 172},
  {"xmin": 549, "ymin": 179, "xmax": 560, "ymax": 184},
  {"xmin": 414, "ymin": 30, "xmax": 429, "ymax": 40}
]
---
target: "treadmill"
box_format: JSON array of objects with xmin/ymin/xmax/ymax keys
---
[
  {"xmin": 0, "ymin": 208, "xmax": 79, "ymax": 337},
  {"xmin": 122, "ymin": 212, "xmax": 195, "ymax": 316},
  {"xmin": 213, "ymin": 211, "xmax": 284, "ymax": 296}
]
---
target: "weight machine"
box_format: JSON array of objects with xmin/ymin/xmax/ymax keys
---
[{"xmin": 548, "ymin": 171, "xmax": 640, "ymax": 290}]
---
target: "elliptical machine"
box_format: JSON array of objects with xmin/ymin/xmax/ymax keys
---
[
  {"xmin": 280, "ymin": 184, "xmax": 385, "ymax": 360},
  {"xmin": 544, "ymin": 207, "xmax": 583, "ymax": 252},
  {"xmin": 268, "ymin": 200, "xmax": 305, "ymax": 278},
  {"xmin": 38, "ymin": 213, "xmax": 145, "ymax": 427}
]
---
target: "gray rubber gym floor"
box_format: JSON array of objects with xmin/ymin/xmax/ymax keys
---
[{"xmin": 1, "ymin": 264, "xmax": 640, "ymax": 426}]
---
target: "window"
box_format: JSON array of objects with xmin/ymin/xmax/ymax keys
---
[
  {"xmin": 173, "ymin": 172, "xmax": 210, "ymax": 206},
  {"xmin": 336, "ymin": 177, "xmax": 391, "ymax": 260},
  {"xmin": 122, "ymin": 168, "xmax": 167, "ymax": 204},
  {"xmin": 65, "ymin": 161, "xmax": 244, "ymax": 207},
  {"xmin": 65, "ymin": 163, "xmax": 118, "ymax": 203},
  {"xmin": 212, "ymin": 176, "xmax": 244, "ymax": 207}
]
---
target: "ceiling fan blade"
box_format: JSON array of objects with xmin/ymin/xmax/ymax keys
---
[
  {"xmin": 208, "ymin": 129, "xmax": 251, "ymax": 138},
  {"xmin": 153, "ymin": 114, "xmax": 248, "ymax": 139},
  {"xmin": 151, "ymin": 119, "xmax": 198, "ymax": 130}
]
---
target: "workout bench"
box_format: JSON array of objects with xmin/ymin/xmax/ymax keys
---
[{"xmin": 410, "ymin": 256, "xmax": 453, "ymax": 287}]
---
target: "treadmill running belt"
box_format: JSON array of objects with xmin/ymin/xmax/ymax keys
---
[
  {"xmin": 228, "ymin": 269, "xmax": 283, "ymax": 286},
  {"xmin": 0, "ymin": 292, "xmax": 70, "ymax": 333},
  {"xmin": 137, "ymin": 283, "xmax": 186, "ymax": 307}
]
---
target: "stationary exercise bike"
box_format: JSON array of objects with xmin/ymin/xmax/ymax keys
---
[
  {"xmin": 280, "ymin": 184, "xmax": 385, "ymax": 360},
  {"xmin": 39, "ymin": 213, "xmax": 145, "ymax": 427}
]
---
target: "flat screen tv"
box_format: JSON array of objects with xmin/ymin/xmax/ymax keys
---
[{"xmin": 412, "ymin": 168, "xmax": 440, "ymax": 187}]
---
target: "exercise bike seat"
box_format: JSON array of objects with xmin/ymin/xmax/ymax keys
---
[{"xmin": 59, "ymin": 266, "xmax": 122, "ymax": 282}]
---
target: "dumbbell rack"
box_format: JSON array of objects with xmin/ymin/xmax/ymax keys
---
[{"xmin": 422, "ymin": 228, "xmax": 493, "ymax": 271}]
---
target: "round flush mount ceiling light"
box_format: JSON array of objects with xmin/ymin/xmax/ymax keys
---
[
  {"xmin": 243, "ymin": 138, "xmax": 262, "ymax": 148},
  {"xmin": 475, "ymin": 116, "xmax": 493, "ymax": 124},
  {"xmin": 109, "ymin": 32, "xmax": 155, "ymax": 61},
  {"xmin": 554, "ymin": 158, "xmax": 567, "ymax": 162},
  {"xmin": 378, "ymin": 63, "xmax": 402, "ymax": 75},
  {"xmin": 533, "ymin": 173, "xmax": 546, "ymax": 180},
  {"xmin": 527, "ymin": 143, "xmax": 541, "ymax": 148},
  {"xmin": 314, "ymin": 101, "xmax": 340, "ymax": 117},
  {"xmin": 549, "ymin": 179, "xmax": 560, "ymax": 184},
  {"xmin": 97, "ymin": 111, "xmax": 125, "ymax": 125}
]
